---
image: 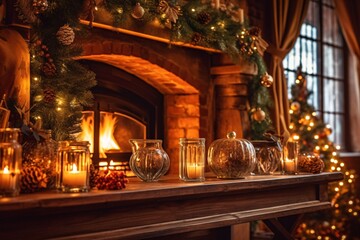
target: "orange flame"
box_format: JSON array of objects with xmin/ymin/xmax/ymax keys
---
[{"xmin": 78, "ymin": 112, "xmax": 120, "ymax": 158}]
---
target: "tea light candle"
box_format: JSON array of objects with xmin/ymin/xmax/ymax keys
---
[
  {"xmin": 187, "ymin": 164, "xmax": 203, "ymax": 179},
  {"xmin": 63, "ymin": 164, "xmax": 87, "ymax": 186},
  {"xmin": 0, "ymin": 166, "xmax": 15, "ymax": 189}
]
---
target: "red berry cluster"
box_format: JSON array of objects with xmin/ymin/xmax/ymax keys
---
[{"xmin": 95, "ymin": 170, "xmax": 128, "ymax": 190}]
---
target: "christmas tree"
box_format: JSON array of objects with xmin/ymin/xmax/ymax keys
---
[
  {"xmin": 16, "ymin": 0, "xmax": 97, "ymax": 141},
  {"xmin": 288, "ymin": 66, "xmax": 360, "ymax": 239}
]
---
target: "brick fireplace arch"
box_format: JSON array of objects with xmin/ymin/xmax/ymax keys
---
[
  {"xmin": 77, "ymin": 54, "xmax": 201, "ymax": 175},
  {"xmin": 75, "ymin": 25, "xmax": 256, "ymax": 175}
]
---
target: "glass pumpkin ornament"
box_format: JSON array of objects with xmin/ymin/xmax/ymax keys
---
[{"xmin": 207, "ymin": 131, "xmax": 256, "ymax": 179}]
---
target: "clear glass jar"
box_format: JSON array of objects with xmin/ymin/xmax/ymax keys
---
[
  {"xmin": 129, "ymin": 139, "xmax": 170, "ymax": 182},
  {"xmin": 179, "ymin": 138, "xmax": 205, "ymax": 182},
  {"xmin": 56, "ymin": 141, "xmax": 91, "ymax": 192},
  {"xmin": 30, "ymin": 130, "xmax": 57, "ymax": 189},
  {"xmin": 0, "ymin": 128, "xmax": 22, "ymax": 197},
  {"xmin": 208, "ymin": 131, "xmax": 256, "ymax": 179},
  {"xmin": 251, "ymin": 140, "xmax": 281, "ymax": 175}
]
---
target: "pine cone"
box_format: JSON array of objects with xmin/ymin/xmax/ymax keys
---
[
  {"xmin": 20, "ymin": 165, "xmax": 48, "ymax": 193},
  {"xmin": 42, "ymin": 62, "xmax": 56, "ymax": 77},
  {"xmin": 43, "ymin": 88, "xmax": 56, "ymax": 104},
  {"xmin": 191, "ymin": 32, "xmax": 202, "ymax": 45},
  {"xmin": 298, "ymin": 154, "xmax": 325, "ymax": 174},
  {"xmin": 90, "ymin": 164, "xmax": 99, "ymax": 189},
  {"xmin": 56, "ymin": 24, "xmax": 75, "ymax": 46},
  {"xmin": 197, "ymin": 11, "xmax": 211, "ymax": 25}
]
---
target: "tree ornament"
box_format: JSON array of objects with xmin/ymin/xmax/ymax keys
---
[
  {"xmin": 253, "ymin": 108, "xmax": 266, "ymax": 122},
  {"xmin": 298, "ymin": 153, "xmax": 324, "ymax": 174},
  {"xmin": 290, "ymin": 101, "xmax": 301, "ymax": 112},
  {"xmin": 158, "ymin": 0, "xmax": 181, "ymax": 24},
  {"xmin": 197, "ymin": 11, "xmax": 211, "ymax": 25},
  {"xmin": 32, "ymin": 0, "xmax": 48, "ymax": 15},
  {"xmin": 324, "ymin": 125, "xmax": 332, "ymax": 136},
  {"xmin": 191, "ymin": 32, "xmax": 203, "ymax": 45},
  {"xmin": 131, "ymin": 3, "xmax": 145, "ymax": 19},
  {"xmin": 20, "ymin": 165, "xmax": 48, "ymax": 193},
  {"xmin": 43, "ymin": 88, "xmax": 56, "ymax": 104},
  {"xmin": 261, "ymin": 72, "xmax": 273, "ymax": 87},
  {"xmin": 56, "ymin": 24, "xmax": 75, "ymax": 46},
  {"xmin": 42, "ymin": 62, "xmax": 56, "ymax": 77}
]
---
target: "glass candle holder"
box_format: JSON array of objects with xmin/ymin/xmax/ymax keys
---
[
  {"xmin": 0, "ymin": 128, "xmax": 22, "ymax": 197},
  {"xmin": 281, "ymin": 140, "xmax": 299, "ymax": 175},
  {"xmin": 179, "ymin": 138, "xmax": 205, "ymax": 182},
  {"xmin": 57, "ymin": 141, "xmax": 90, "ymax": 192}
]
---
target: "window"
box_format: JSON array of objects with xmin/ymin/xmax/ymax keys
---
[{"xmin": 283, "ymin": 0, "xmax": 345, "ymax": 148}]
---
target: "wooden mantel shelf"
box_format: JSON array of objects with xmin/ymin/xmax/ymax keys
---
[{"xmin": 0, "ymin": 172, "xmax": 343, "ymax": 240}]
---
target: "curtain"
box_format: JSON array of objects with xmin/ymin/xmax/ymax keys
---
[
  {"xmin": 266, "ymin": 0, "xmax": 309, "ymax": 142},
  {"xmin": 333, "ymin": 0, "xmax": 360, "ymax": 151}
]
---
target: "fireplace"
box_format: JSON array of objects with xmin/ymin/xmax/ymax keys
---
[{"xmin": 76, "ymin": 22, "xmax": 256, "ymax": 175}]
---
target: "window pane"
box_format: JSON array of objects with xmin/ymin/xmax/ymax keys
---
[
  {"xmin": 307, "ymin": 75, "xmax": 319, "ymax": 109},
  {"xmin": 324, "ymin": 113, "xmax": 345, "ymax": 148},
  {"xmin": 304, "ymin": 1, "xmax": 320, "ymax": 39},
  {"xmin": 323, "ymin": 79, "xmax": 344, "ymax": 113},
  {"xmin": 322, "ymin": 4, "xmax": 342, "ymax": 45},
  {"xmin": 323, "ymin": 45, "xmax": 343, "ymax": 79},
  {"xmin": 334, "ymin": 47, "xmax": 344, "ymax": 78}
]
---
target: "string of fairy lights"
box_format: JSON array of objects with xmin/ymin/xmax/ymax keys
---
[
  {"xmin": 16, "ymin": 0, "xmax": 274, "ymax": 140},
  {"xmin": 289, "ymin": 67, "xmax": 359, "ymax": 239}
]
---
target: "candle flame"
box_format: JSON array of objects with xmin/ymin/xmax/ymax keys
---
[
  {"xmin": 3, "ymin": 166, "xmax": 9, "ymax": 174},
  {"xmin": 72, "ymin": 164, "xmax": 78, "ymax": 172}
]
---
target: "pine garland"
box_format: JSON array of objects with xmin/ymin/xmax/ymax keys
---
[{"xmin": 18, "ymin": 0, "xmax": 273, "ymax": 140}]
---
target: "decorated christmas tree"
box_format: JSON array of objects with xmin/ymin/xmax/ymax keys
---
[{"xmin": 288, "ymin": 66, "xmax": 360, "ymax": 239}]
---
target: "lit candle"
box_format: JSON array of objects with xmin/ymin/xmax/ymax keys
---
[
  {"xmin": 238, "ymin": 8, "xmax": 244, "ymax": 23},
  {"xmin": 62, "ymin": 164, "xmax": 87, "ymax": 186},
  {"xmin": 284, "ymin": 159, "xmax": 296, "ymax": 173},
  {"xmin": 187, "ymin": 164, "xmax": 203, "ymax": 179},
  {"xmin": 0, "ymin": 166, "xmax": 15, "ymax": 189},
  {"xmin": 213, "ymin": 0, "xmax": 220, "ymax": 10}
]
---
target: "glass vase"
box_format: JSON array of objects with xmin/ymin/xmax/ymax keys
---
[
  {"xmin": 251, "ymin": 140, "xmax": 281, "ymax": 175},
  {"xmin": 129, "ymin": 139, "xmax": 170, "ymax": 182}
]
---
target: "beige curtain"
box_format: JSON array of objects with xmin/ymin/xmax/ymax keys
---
[
  {"xmin": 334, "ymin": 0, "xmax": 360, "ymax": 151},
  {"xmin": 266, "ymin": 0, "xmax": 309, "ymax": 141}
]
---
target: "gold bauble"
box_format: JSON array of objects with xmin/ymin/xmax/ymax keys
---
[
  {"xmin": 131, "ymin": 3, "xmax": 145, "ymax": 19},
  {"xmin": 261, "ymin": 72, "xmax": 273, "ymax": 87},
  {"xmin": 253, "ymin": 108, "xmax": 266, "ymax": 122},
  {"xmin": 290, "ymin": 101, "xmax": 300, "ymax": 112}
]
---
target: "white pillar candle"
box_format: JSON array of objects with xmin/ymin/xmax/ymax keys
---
[
  {"xmin": 0, "ymin": 166, "xmax": 15, "ymax": 189},
  {"xmin": 238, "ymin": 8, "xmax": 244, "ymax": 23},
  {"xmin": 187, "ymin": 164, "xmax": 203, "ymax": 179},
  {"xmin": 63, "ymin": 164, "xmax": 87, "ymax": 187},
  {"xmin": 284, "ymin": 159, "xmax": 295, "ymax": 172},
  {"xmin": 214, "ymin": 0, "xmax": 220, "ymax": 10}
]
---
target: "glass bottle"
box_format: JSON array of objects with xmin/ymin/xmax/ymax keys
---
[
  {"xmin": 31, "ymin": 130, "xmax": 57, "ymax": 189},
  {"xmin": 129, "ymin": 139, "xmax": 170, "ymax": 182},
  {"xmin": 0, "ymin": 128, "xmax": 22, "ymax": 197}
]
